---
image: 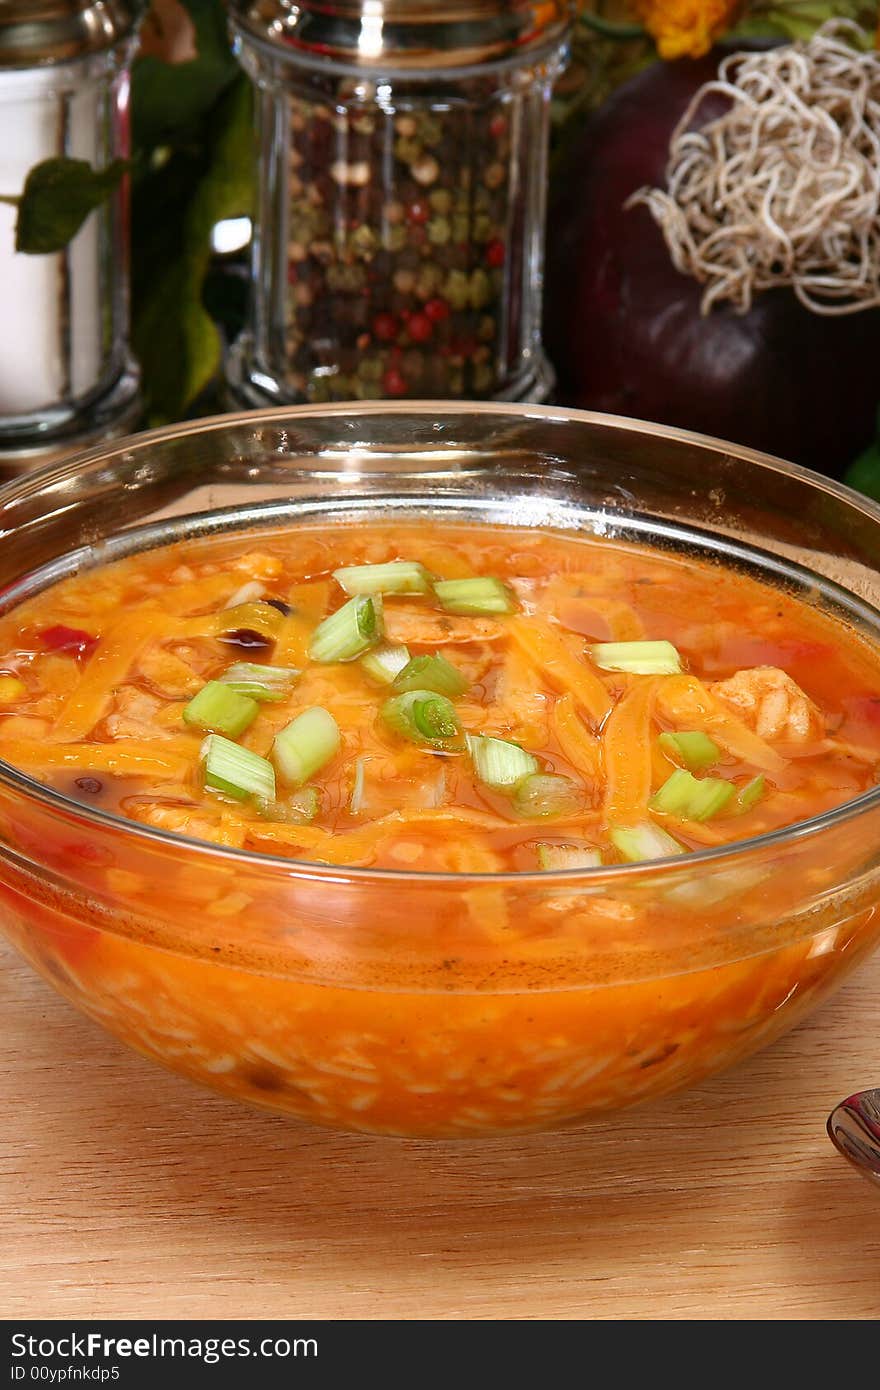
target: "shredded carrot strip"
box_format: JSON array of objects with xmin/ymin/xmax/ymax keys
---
[
  {"xmin": 416, "ymin": 544, "xmax": 476, "ymax": 580},
  {"xmin": 217, "ymin": 809, "xmax": 249, "ymax": 848},
  {"xmin": 246, "ymin": 806, "xmax": 533, "ymax": 866},
  {"xmin": 551, "ymin": 693, "xmax": 603, "ymax": 780},
  {"xmin": 0, "ymin": 739, "xmax": 193, "ymax": 780},
  {"xmin": 51, "ymin": 610, "xmax": 167, "ymax": 741},
  {"xmin": 651, "ymin": 737, "xmax": 674, "ymax": 789},
  {"xmin": 177, "ymin": 611, "xmax": 261, "ymax": 640},
  {"xmin": 162, "ymin": 573, "xmax": 245, "ymax": 615},
  {"xmin": 273, "ymin": 580, "xmax": 330, "ymax": 668},
  {"xmin": 507, "ymin": 617, "xmax": 613, "ymax": 727},
  {"xmin": 657, "ymin": 675, "xmax": 787, "ymax": 774},
  {"xmin": 30, "ymin": 654, "xmax": 79, "ymax": 702},
  {"xmin": 557, "ymin": 597, "xmax": 646, "ymax": 642},
  {"xmin": 409, "ymin": 807, "xmax": 548, "ymax": 830},
  {"xmin": 0, "ymin": 716, "xmax": 50, "ymax": 741},
  {"xmin": 245, "ymin": 818, "xmax": 389, "ymax": 865},
  {"xmin": 602, "ymin": 679, "xmax": 657, "ymax": 823},
  {"xmin": 492, "ymin": 639, "xmax": 549, "ymax": 746}
]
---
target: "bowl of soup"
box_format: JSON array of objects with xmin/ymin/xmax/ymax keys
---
[{"xmin": 1, "ymin": 402, "xmax": 880, "ymax": 1138}]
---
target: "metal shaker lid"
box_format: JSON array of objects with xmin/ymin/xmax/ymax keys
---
[
  {"xmin": 0, "ymin": 1, "xmax": 142, "ymax": 67},
  {"xmin": 228, "ymin": 1, "xmax": 572, "ymax": 73}
]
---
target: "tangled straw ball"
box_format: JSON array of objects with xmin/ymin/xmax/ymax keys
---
[{"xmin": 629, "ymin": 21, "xmax": 880, "ymax": 316}]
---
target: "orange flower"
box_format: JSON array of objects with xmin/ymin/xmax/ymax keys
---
[{"xmin": 631, "ymin": 0, "xmax": 742, "ymax": 59}]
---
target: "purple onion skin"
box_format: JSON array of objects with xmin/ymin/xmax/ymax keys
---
[{"xmin": 544, "ymin": 52, "xmax": 880, "ymax": 478}]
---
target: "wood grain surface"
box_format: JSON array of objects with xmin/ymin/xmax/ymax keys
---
[{"xmin": 2, "ymin": 933, "xmax": 879, "ymax": 1322}]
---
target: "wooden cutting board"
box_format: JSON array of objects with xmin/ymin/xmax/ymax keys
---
[{"xmin": 2, "ymin": 932, "xmax": 879, "ymax": 1321}]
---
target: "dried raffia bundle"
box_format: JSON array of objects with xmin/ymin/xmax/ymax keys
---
[{"xmin": 629, "ymin": 21, "xmax": 880, "ymax": 316}]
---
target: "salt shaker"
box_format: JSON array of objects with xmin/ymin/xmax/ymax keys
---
[
  {"xmin": 0, "ymin": 2, "xmax": 142, "ymax": 469},
  {"xmin": 226, "ymin": 1, "xmax": 572, "ymax": 406}
]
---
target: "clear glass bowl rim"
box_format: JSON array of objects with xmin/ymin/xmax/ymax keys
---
[{"xmin": 2, "ymin": 398, "xmax": 880, "ymax": 889}]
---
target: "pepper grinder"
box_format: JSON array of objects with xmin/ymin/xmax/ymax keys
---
[
  {"xmin": 226, "ymin": 1, "xmax": 572, "ymax": 407},
  {"xmin": 0, "ymin": 2, "xmax": 142, "ymax": 471}
]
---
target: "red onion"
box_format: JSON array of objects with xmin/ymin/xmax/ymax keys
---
[{"xmin": 544, "ymin": 52, "xmax": 880, "ymax": 478}]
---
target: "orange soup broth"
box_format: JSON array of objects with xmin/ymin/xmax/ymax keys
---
[{"xmin": 0, "ymin": 521, "xmax": 879, "ymax": 1136}]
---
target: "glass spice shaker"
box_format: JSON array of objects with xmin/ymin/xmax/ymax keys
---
[
  {"xmin": 0, "ymin": 1, "xmax": 142, "ymax": 471},
  {"xmin": 226, "ymin": 1, "xmax": 572, "ymax": 406}
]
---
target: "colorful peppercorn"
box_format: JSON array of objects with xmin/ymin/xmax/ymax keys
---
[{"xmin": 280, "ymin": 89, "xmax": 547, "ymax": 401}]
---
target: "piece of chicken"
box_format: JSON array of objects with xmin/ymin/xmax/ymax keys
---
[
  {"xmin": 134, "ymin": 645, "xmax": 204, "ymax": 700},
  {"xmin": 710, "ymin": 666, "xmax": 823, "ymax": 743},
  {"xmin": 382, "ymin": 603, "xmax": 504, "ymax": 647},
  {"xmin": 101, "ymin": 687, "xmax": 169, "ymax": 740},
  {"xmin": 128, "ymin": 801, "xmax": 246, "ymax": 849}
]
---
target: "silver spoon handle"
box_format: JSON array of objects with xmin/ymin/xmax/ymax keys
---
[{"xmin": 827, "ymin": 1089, "xmax": 880, "ymax": 1186}]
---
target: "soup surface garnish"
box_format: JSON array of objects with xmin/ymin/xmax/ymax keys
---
[{"xmin": 0, "ymin": 521, "xmax": 878, "ymax": 874}]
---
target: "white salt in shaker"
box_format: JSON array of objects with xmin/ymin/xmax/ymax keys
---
[{"xmin": 0, "ymin": 2, "xmax": 142, "ymax": 470}]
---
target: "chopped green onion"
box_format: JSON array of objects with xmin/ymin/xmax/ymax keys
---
[
  {"xmin": 736, "ymin": 774, "xmax": 766, "ymax": 813},
  {"xmin": 666, "ymin": 866, "xmax": 768, "ymax": 909},
  {"xmin": 381, "ymin": 690, "xmax": 463, "ymax": 750},
  {"xmin": 287, "ymin": 785, "xmax": 321, "ymax": 822},
  {"xmin": 658, "ymin": 730, "xmax": 721, "ymax": 771},
  {"xmin": 349, "ymin": 756, "xmax": 367, "ymax": 815},
  {"xmin": 466, "ymin": 733, "xmax": 538, "ymax": 788},
  {"xmin": 271, "ymin": 707, "xmax": 341, "ymax": 786},
  {"xmin": 201, "ymin": 734, "xmax": 275, "ymax": 802},
  {"xmin": 591, "ymin": 640, "xmax": 682, "ymax": 675},
  {"xmin": 224, "ymin": 580, "xmax": 266, "ymax": 608},
  {"xmin": 513, "ymin": 773, "xmax": 582, "ymax": 819},
  {"xmin": 183, "ymin": 680, "xmax": 259, "ymax": 737},
  {"xmin": 537, "ymin": 843, "xmax": 603, "ymax": 871},
  {"xmin": 610, "ymin": 822, "xmax": 685, "ymax": 863},
  {"xmin": 360, "ymin": 643, "xmax": 411, "ymax": 686},
  {"xmin": 333, "ymin": 561, "xmax": 432, "ymax": 596},
  {"xmin": 687, "ymin": 780, "xmax": 735, "ymax": 821},
  {"xmin": 649, "ymin": 768, "xmax": 693, "ymax": 816},
  {"xmin": 220, "ymin": 601, "xmax": 285, "ymax": 640},
  {"xmin": 308, "ymin": 595, "xmax": 383, "ymax": 663},
  {"xmin": 649, "ymin": 768, "xmax": 735, "ymax": 822},
  {"xmin": 219, "ymin": 662, "xmax": 300, "ymax": 702},
  {"xmin": 393, "ymin": 652, "xmax": 469, "ymax": 698},
  {"xmin": 433, "ymin": 577, "xmax": 516, "ymax": 615},
  {"xmin": 255, "ymin": 785, "xmax": 320, "ymax": 824}
]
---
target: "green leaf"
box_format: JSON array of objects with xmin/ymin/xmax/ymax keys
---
[
  {"xmin": 845, "ymin": 412, "xmax": 880, "ymax": 503},
  {"xmin": 732, "ymin": 1, "xmax": 876, "ymax": 43},
  {"xmin": 131, "ymin": 74, "xmax": 254, "ymax": 424},
  {"xmin": 133, "ymin": 0, "xmax": 239, "ymax": 150},
  {"xmin": 578, "ymin": 13, "xmax": 645, "ymax": 40},
  {"xmin": 12, "ymin": 157, "xmax": 128, "ymax": 254}
]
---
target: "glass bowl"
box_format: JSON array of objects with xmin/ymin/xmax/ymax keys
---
[{"xmin": 2, "ymin": 402, "xmax": 880, "ymax": 1140}]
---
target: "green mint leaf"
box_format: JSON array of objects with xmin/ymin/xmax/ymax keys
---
[
  {"xmin": 133, "ymin": 0, "xmax": 239, "ymax": 150},
  {"xmin": 14, "ymin": 157, "xmax": 129, "ymax": 254},
  {"xmin": 132, "ymin": 74, "xmax": 254, "ymax": 423}
]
